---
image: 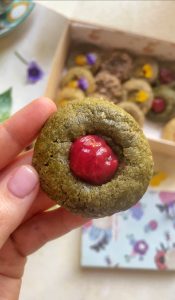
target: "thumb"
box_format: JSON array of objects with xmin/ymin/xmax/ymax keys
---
[{"xmin": 0, "ymin": 165, "xmax": 39, "ymax": 248}]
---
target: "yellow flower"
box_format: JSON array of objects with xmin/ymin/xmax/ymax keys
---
[
  {"xmin": 135, "ymin": 90, "xmax": 149, "ymax": 103},
  {"xmin": 142, "ymin": 64, "xmax": 153, "ymax": 79},
  {"xmin": 67, "ymin": 80, "xmax": 78, "ymax": 89},
  {"xmin": 75, "ymin": 55, "xmax": 87, "ymax": 66},
  {"xmin": 150, "ymin": 171, "xmax": 168, "ymax": 187}
]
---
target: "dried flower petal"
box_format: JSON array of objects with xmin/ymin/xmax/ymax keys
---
[{"xmin": 27, "ymin": 61, "xmax": 44, "ymax": 84}]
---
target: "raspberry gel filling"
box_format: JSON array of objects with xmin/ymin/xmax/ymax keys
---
[
  {"xmin": 151, "ymin": 98, "xmax": 166, "ymax": 113},
  {"xmin": 69, "ymin": 135, "xmax": 119, "ymax": 185}
]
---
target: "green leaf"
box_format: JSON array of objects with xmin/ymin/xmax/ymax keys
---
[{"xmin": 0, "ymin": 88, "xmax": 12, "ymax": 123}]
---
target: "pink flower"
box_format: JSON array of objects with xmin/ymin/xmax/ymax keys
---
[{"xmin": 159, "ymin": 192, "xmax": 175, "ymax": 204}]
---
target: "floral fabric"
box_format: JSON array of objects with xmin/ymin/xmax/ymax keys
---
[{"xmin": 81, "ymin": 171, "xmax": 175, "ymax": 270}]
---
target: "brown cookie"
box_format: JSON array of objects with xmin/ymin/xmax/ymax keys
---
[
  {"xmin": 101, "ymin": 50, "xmax": 133, "ymax": 81},
  {"xmin": 95, "ymin": 70, "xmax": 123, "ymax": 103}
]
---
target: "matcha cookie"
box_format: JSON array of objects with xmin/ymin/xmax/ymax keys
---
[
  {"xmin": 33, "ymin": 98, "xmax": 153, "ymax": 218},
  {"xmin": 159, "ymin": 62, "xmax": 175, "ymax": 85},
  {"xmin": 67, "ymin": 43, "xmax": 101, "ymax": 74},
  {"xmin": 118, "ymin": 102, "xmax": 145, "ymax": 127},
  {"xmin": 95, "ymin": 70, "xmax": 123, "ymax": 103},
  {"xmin": 88, "ymin": 93, "xmax": 110, "ymax": 101},
  {"xmin": 56, "ymin": 88, "xmax": 85, "ymax": 107},
  {"xmin": 122, "ymin": 78, "xmax": 153, "ymax": 114},
  {"xmin": 61, "ymin": 67, "xmax": 95, "ymax": 95},
  {"xmin": 162, "ymin": 118, "xmax": 175, "ymax": 142},
  {"xmin": 102, "ymin": 50, "xmax": 133, "ymax": 81},
  {"xmin": 147, "ymin": 86, "xmax": 175, "ymax": 123},
  {"xmin": 133, "ymin": 57, "xmax": 159, "ymax": 83}
]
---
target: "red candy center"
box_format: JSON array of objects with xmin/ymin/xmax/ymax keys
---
[
  {"xmin": 69, "ymin": 135, "xmax": 119, "ymax": 185},
  {"xmin": 151, "ymin": 98, "xmax": 166, "ymax": 113}
]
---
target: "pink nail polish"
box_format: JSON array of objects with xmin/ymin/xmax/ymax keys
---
[{"xmin": 8, "ymin": 166, "xmax": 39, "ymax": 198}]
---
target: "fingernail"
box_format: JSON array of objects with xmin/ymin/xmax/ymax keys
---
[{"xmin": 7, "ymin": 165, "xmax": 39, "ymax": 198}]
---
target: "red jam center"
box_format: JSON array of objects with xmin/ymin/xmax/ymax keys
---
[
  {"xmin": 151, "ymin": 98, "xmax": 166, "ymax": 113},
  {"xmin": 159, "ymin": 68, "xmax": 175, "ymax": 84},
  {"xmin": 69, "ymin": 135, "xmax": 119, "ymax": 185}
]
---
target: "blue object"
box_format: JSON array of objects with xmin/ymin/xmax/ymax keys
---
[{"xmin": 0, "ymin": 0, "xmax": 35, "ymax": 38}]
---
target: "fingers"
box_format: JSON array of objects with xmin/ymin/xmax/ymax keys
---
[
  {"xmin": 0, "ymin": 150, "xmax": 33, "ymax": 180},
  {"xmin": 0, "ymin": 165, "xmax": 39, "ymax": 249},
  {"xmin": 13, "ymin": 208, "xmax": 88, "ymax": 256},
  {"xmin": 1, "ymin": 150, "xmax": 56, "ymax": 220},
  {"xmin": 24, "ymin": 189, "xmax": 55, "ymax": 221},
  {"xmin": 0, "ymin": 97, "xmax": 57, "ymax": 170},
  {"xmin": 2, "ymin": 150, "xmax": 56, "ymax": 221},
  {"xmin": 0, "ymin": 274, "xmax": 21, "ymax": 300}
]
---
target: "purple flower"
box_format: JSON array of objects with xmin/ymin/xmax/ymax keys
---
[
  {"xmin": 130, "ymin": 203, "xmax": 144, "ymax": 220},
  {"xmin": 78, "ymin": 77, "xmax": 89, "ymax": 91},
  {"xmin": 27, "ymin": 61, "xmax": 44, "ymax": 84},
  {"xmin": 15, "ymin": 51, "xmax": 45, "ymax": 84},
  {"xmin": 86, "ymin": 53, "xmax": 97, "ymax": 65},
  {"xmin": 134, "ymin": 240, "xmax": 148, "ymax": 255}
]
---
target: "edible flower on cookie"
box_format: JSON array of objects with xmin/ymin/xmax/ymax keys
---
[{"xmin": 133, "ymin": 57, "xmax": 159, "ymax": 83}]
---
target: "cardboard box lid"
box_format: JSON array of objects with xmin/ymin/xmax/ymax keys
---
[{"xmin": 41, "ymin": 1, "xmax": 175, "ymax": 44}]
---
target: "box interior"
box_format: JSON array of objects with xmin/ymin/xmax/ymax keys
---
[
  {"xmin": 70, "ymin": 22, "xmax": 175, "ymax": 61},
  {"xmin": 45, "ymin": 21, "xmax": 175, "ymax": 155}
]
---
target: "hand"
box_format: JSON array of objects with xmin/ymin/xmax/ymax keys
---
[{"xmin": 0, "ymin": 98, "xmax": 87, "ymax": 300}]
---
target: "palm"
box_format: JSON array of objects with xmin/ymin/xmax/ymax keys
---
[{"xmin": 0, "ymin": 99, "xmax": 86, "ymax": 300}]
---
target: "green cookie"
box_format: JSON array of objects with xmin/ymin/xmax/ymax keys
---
[
  {"xmin": 147, "ymin": 86, "xmax": 175, "ymax": 123},
  {"xmin": 33, "ymin": 97, "xmax": 153, "ymax": 218}
]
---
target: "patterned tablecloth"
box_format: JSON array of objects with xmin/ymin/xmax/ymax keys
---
[{"xmin": 82, "ymin": 178, "xmax": 175, "ymax": 271}]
